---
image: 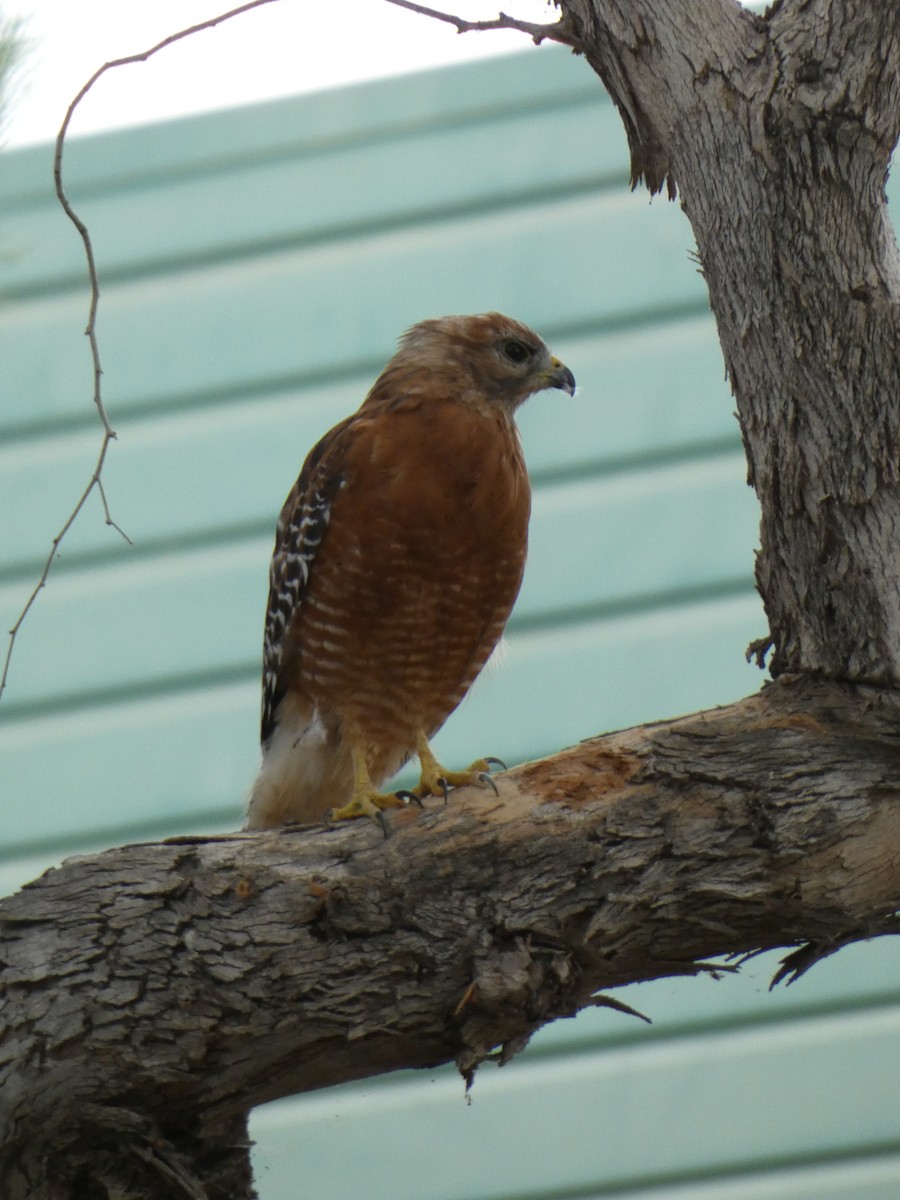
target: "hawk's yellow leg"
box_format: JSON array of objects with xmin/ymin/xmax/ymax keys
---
[
  {"xmin": 325, "ymin": 746, "xmax": 406, "ymax": 825},
  {"xmin": 410, "ymin": 730, "xmax": 503, "ymax": 802},
  {"xmin": 325, "ymin": 734, "xmax": 505, "ymax": 827}
]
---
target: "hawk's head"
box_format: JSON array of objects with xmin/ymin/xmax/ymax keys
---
[{"xmin": 388, "ymin": 312, "xmax": 576, "ymax": 414}]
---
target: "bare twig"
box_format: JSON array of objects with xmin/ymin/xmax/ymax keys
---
[
  {"xmin": 384, "ymin": 0, "xmax": 582, "ymax": 48},
  {"xmin": 0, "ymin": 0, "xmax": 282, "ymax": 704}
]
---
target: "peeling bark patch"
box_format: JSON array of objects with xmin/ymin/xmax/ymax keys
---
[
  {"xmin": 233, "ymin": 878, "xmax": 256, "ymax": 902},
  {"xmin": 516, "ymin": 744, "xmax": 642, "ymax": 809}
]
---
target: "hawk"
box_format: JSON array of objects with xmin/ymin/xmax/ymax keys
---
[{"xmin": 245, "ymin": 312, "xmax": 575, "ymax": 828}]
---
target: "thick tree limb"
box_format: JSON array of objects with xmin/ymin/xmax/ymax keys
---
[{"xmin": 3, "ymin": 677, "xmax": 900, "ymax": 1195}]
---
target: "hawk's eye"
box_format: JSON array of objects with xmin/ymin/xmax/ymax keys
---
[{"xmin": 501, "ymin": 338, "xmax": 533, "ymax": 365}]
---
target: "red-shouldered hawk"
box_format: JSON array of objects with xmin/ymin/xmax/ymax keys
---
[{"xmin": 245, "ymin": 313, "xmax": 575, "ymax": 829}]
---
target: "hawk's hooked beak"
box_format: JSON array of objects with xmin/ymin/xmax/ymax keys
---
[{"xmin": 545, "ymin": 356, "xmax": 576, "ymax": 396}]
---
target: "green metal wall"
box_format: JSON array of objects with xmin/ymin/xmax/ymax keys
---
[{"xmin": 2, "ymin": 45, "xmax": 898, "ymax": 1200}]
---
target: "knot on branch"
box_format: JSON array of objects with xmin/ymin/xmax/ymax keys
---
[{"xmin": 453, "ymin": 933, "xmax": 580, "ymax": 1082}]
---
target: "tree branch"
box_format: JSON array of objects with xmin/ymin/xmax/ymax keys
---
[
  {"xmin": 384, "ymin": 0, "xmax": 584, "ymax": 48},
  {"xmin": 2, "ymin": 678, "xmax": 899, "ymax": 1192}
]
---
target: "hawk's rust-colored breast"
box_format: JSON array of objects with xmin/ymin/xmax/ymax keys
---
[{"xmin": 285, "ymin": 396, "xmax": 530, "ymax": 780}]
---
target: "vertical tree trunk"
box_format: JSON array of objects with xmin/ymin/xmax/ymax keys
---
[{"xmin": 562, "ymin": 0, "xmax": 900, "ymax": 681}]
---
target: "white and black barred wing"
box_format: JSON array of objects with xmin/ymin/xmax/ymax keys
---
[{"xmin": 260, "ymin": 421, "xmax": 349, "ymax": 745}]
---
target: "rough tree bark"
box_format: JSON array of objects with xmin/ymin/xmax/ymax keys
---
[
  {"xmin": 3, "ymin": 1, "xmax": 900, "ymax": 1197},
  {"xmin": 564, "ymin": 0, "xmax": 900, "ymax": 680}
]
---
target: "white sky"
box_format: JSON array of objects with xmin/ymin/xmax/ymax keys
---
[{"xmin": 4, "ymin": 0, "xmax": 557, "ymax": 148}]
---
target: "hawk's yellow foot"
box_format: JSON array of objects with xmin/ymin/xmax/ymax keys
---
[
  {"xmin": 325, "ymin": 747, "xmax": 407, "ymax": 827},
  {"xmin": 410, "ymin": 731, "xmax": 505, "ymax": 803}
]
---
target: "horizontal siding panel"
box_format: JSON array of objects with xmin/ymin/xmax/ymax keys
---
[
  {"xmin": 0, "ymin": 677, "xmax": 257, "ymax": 854},
  {"xmin": 0, "ymin": 48, "xmax": 595, "ymax": 210},
  {"xmin": 0, "ymin": 591, "xmax": 763, "ymax": 854},
  {"xmin": 0, "ymin": 537, "xmax": 263, "ymax": 707},
  {"xmin": 0, "ymin": 424, "xmax": 116, "ymax": 567},
  {"xmin": 3, "ymin": 101, "xmax": 624, "ymax": 299},
  {"xmin": 470, "ymin": 591, "xmax": 762, "ymax": 755},
  {"xmin": 520, "ymin": 315, "xmax": 739, "ymax": 473},
  {"xmin": 0, "ymin": 453, "xmax": 758, "ymax": 707},
  {"xmin": 2, "ymin": 190, "xmax": 704, "ymax": 429},
  {"xmin": 591, "ymin": 1155, "xmax": 900, "ymax": 1200},
  {"xmin": 0, "ymin": 315, "xmax": 738, "ymax": 570},
  {"xmin": 523, "ymin": 452, "xmax": 757, "ymax": 615},
  {"xmin": 249, "ymin": 1006, "xmax": 900, "ymax": 1200},
  {"xmin": 7, "ymin": 48, "xmax": 894, "ymax": 231}
]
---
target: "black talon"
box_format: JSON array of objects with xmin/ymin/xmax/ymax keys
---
[
  {"xmin": 484, "ymin": 756, "xmax": 507, "ymax": 772},
  {"xmin": 436, "ymin": 777, "xmax": 450, "ymax": 804},
  {"xmin": 394, "ymin": 789, "xmax": 424, "ymax": 809},
  {"xmin": 375, "ymin": 810, "xmax": 393, "ymax": 839},
  {"xmin": 478, "ymin": 771, "xmax": 500, "ymax": 797}
]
